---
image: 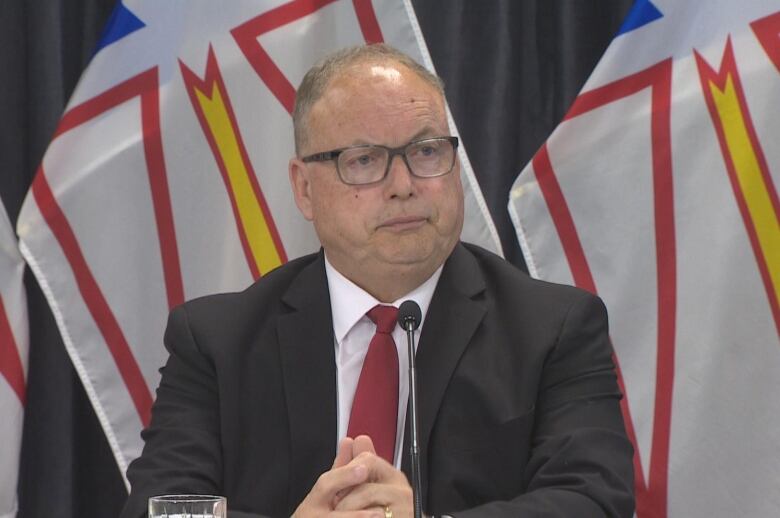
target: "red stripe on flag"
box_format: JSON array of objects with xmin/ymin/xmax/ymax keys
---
[
  {"xmin": 53, "ymin": 68, "xmax": 185, "ymax": 310},
  {"xmin": 532, "ymin": 145, "xmax": 597, "ymax": 294},
  {"xmin": 32, "ymin": 168, "xmax": 153, "ymax": 426},
  {"xmin": 352, "ymin": 0, "xmax": 384, "ymax": 43},
  {"xmin": 31, "ymin": 68, "xmax": 183, "ymax": 426},
  {"xmin": 55, "ymin": 72, "xmax": 153, "ymax": 137},
  {"xmin": 534, "ymin": 145, "xmax": 662, "ymax": 502},
  {"xmin": 534, "ymin": 59, "xmax": 676, "ymax": 518},
  {"xmin": 647, "ymin": 58, "xmax": 676, "ymax": 518},
  {"xmin": 141, "ymin": 73, "xmax": 186, "ymax": 308},
  {"xmin": 565, "ymin": 60, "xmax": 671, "ymax": 121},
  {"xmin": 0, "ymin": 296, "xmax": 25, "ymax": 405},
  {"xmin": 232, "ymin": 0, "xmax": 340, "ymax": 115},
  {"xmin": 752, "ymin": 11, "xmax": 780, "ymax": 74},
  {"xmin": 233, "ymin": 0, "xmax": 387, "ymax": 115},
  {"xmin": 613, "ymin": 353, "xmax": 646, "ymax": 491}
]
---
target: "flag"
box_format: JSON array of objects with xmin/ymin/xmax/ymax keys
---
[
  {"xmin": 0, "ymin": 198, "xmax": 28, "ymax": 518},
  {"xmin": 509, "ymin": 0, "xmax": 780, "ymax": 516},
  {"xmin": 15, "ymin": 0, "xmax": 501, "ymax": 487}
]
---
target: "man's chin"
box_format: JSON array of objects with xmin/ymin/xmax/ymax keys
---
[
  {"xmin": 374, "ymin": 234, "xmax": 456, "ymax": 268},
  {"xmin": 374, "ymin": 246, "xmax": 440, "ymax": 270}
]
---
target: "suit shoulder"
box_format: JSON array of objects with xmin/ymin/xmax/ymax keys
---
[
  {"xmin": 173, "ymin": 251, "xmax": 321, "ymax": 326},
  {"xmin": 460, "ymin": 242, "xmax": 601, "ymax": 309},
  {"xmin": 458, "ymin": 242, "xmax": 609, "ymax": 357}
]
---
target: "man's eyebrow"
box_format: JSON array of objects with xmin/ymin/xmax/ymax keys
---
[
  {"xmin": 409, "ymin": 127, "xmax": 445, "ymax": 141},
  {"xmin": 344, "ymin": 127, "xmax": 447, "ymax": 148}
]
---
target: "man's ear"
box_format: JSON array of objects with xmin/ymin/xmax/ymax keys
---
[{"xmin": 289, "ymin": 157, "xmax": 314, "ymax": 221}]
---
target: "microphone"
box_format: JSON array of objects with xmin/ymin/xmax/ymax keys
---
[
  {"xmin": 397, "ymin": 300, "xmax": 423, "ymax": 518},
  {"xmin": 398, "ymin": 300, "xmax": 421, "ymax": 332}
]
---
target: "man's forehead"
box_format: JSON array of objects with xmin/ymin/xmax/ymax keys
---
[
  {"xmin": 304, "ymin": 59, "xmax": 447, "ymax": 148},
  {"xmin": 320, "ymin": 61, "xmax": 440, "ymax": 107},
  {"xmin": 366, "ymin": 64, "xmax": 403, "ymax": 82}
]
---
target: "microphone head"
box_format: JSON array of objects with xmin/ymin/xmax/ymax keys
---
[{"xmin": 398, "ymin": 300, "xmax": 422, "ymax": 331}]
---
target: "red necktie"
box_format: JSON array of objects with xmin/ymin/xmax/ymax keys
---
[{"xmin": 347, "ymin": 304, "xmax": 399, "ymax": 463}]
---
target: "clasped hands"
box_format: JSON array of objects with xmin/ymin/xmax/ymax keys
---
[{"xmin": 293, "ymin": 435, "xmax": 416, "ymax": 518}]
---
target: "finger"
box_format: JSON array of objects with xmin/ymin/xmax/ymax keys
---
[
  {"xmin": 333, "ymin": 437, "xmax": 355, "ymax": 469},
  {"xmin": 327, "ymin": 508, "xmax": 386, "ymax": 518},
  {"xmin": 332, "ymin": 480, "xmax": 354, "ymax": 508},
  {"xmin": 352, "ymin": 435, "xmax": 376, "ymax": 457},
  {"xmin": 351, "ymin": 451, "xmax": 407, "ymax": 485},
  {"xmin": 334, "ymin": 481, "xmax": 411, "ymax": 513},
  {"xmin": 308, "ymin": 462, "xmax": 369, "ymax": 504},
  {"xmin": 329, "ymin": 438, "xmax": 357, "ymax": 507},
  {"xmin": 332, "ymin": 449, "xmax": 385, "ymax": 507},
  {"xmin": 331, "ymin": 437, "xmax": 370, "ymax": 507}
]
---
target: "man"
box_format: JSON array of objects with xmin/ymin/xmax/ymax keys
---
[{"xmin": 121, "ymin": 44, "xmax": 634, "ymax": 518}]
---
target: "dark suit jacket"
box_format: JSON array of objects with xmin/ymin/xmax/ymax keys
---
[{"xmin": 121, "ymin": 243, "xmax": 634, "ymax": 518}]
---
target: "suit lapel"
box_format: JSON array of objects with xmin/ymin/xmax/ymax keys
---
[
  {"xmin": 401, "ymin": 244, "xmax": 487, "ymax": 498},
  {"xmin": 276, "ymin": 252, "xmax": 338, "ymax": 508}
]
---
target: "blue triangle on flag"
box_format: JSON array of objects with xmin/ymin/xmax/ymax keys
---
[
  {"xmin": 94, "ymin": 2, "xmax": 145, "ymax": 53},
  {"xmin": 616, "ymin": 0, "xmax": 663, "ymax": 36}
]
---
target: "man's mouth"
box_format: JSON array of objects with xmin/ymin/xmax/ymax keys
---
[{"xmin": 377, "ymin": 215, "xmax": 428, "ymax": 231}]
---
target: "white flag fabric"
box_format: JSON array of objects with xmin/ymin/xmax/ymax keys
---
[
  {"xmin": 0, "ymin": 199, "xmax": 28, "ymax": 518},
  {"xmin": 510, "ymin": 0, "xmax": 780, "ymax": 516},
  {"xmin": 16, "ymin": 0, "xmax": 500, "ymax": 487}
]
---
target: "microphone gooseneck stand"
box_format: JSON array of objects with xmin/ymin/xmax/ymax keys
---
[{"xmin": 398, "ymin": 300, "xmax": 423, "ymax": 518}]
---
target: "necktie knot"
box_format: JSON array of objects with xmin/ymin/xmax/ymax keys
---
[{"xmin": 367, "ymin": 305, "xmax": 398, "ymax": 334}]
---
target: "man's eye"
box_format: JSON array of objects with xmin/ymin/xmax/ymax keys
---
[
  {"xmin": 355, "ymin": 154, "xmax": 374, "ymax": 165},
  {"xmin": 344, "ymin": 150, "xmax": 380, "ymax": 168},
  {"xmin": 411, "ymin": 144, "xmax": 440, "ymax": 159}
]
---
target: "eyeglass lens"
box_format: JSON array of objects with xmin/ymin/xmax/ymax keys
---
[{"xmin": 338, "ymin": 138, "xmax": 454, "ymax": 185}]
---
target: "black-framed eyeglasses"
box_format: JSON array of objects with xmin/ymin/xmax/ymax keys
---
[{"xmin": 301, "ymin": 136, "xmax": 459, "ymax": 186}]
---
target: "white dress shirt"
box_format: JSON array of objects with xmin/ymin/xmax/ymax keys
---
[{"xmin": 324, "ymin": 255, "xmax": 442, "ymax": 469}]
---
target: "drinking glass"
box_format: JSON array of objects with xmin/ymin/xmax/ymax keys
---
[{"xmin": 148, "ymin": 494, "xmax": 226, "ymax": 518}]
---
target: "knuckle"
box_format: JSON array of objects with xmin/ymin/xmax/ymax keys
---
[
  {"xmin": 356, "ymin": 451, "xmax": 374, "ymax": 461},
  {"xmin": 314, "ymin": 472, "xmax": 333, "ymax": 494}
]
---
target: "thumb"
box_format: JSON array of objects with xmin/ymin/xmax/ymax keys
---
[
  {"xmin": 332, "ymin": 437, "xmax": 355, "ymax": 469},
  {"xmin": 352, "ymin": 435, "xmax": 377, "ymax": 457}
]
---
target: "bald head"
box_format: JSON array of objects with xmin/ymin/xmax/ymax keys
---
[{"xmin": 292, "ymin": 44, "xmax": 445, "ymax": 156}]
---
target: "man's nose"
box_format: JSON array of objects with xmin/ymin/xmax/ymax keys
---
[{"xmin": 384, "ymin": 154, "xmax": 415, "ymax": 198}]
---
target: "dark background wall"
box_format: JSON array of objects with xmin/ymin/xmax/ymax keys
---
[{"xmin": 0, "ymin": 1, "xmax": 631, "ymax": 516}]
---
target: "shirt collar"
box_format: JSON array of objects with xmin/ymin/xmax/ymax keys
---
[{"xmin": 324, "ymin": 254, "xmax": 443, "ymax": 344}]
